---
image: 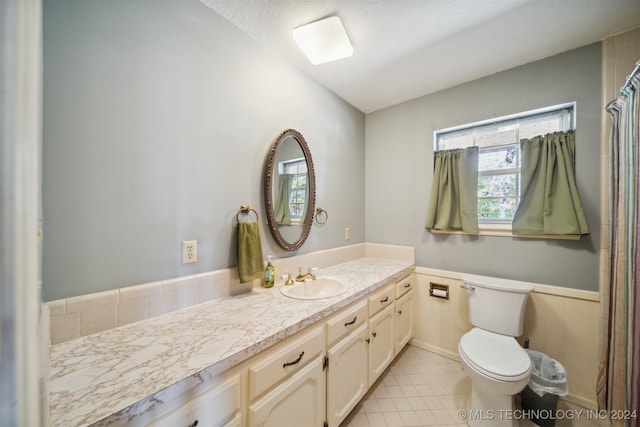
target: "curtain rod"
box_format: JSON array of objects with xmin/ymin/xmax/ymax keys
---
[{"xmin": 620, "ymin": 60, "xmax": 640, "ymax": 93}]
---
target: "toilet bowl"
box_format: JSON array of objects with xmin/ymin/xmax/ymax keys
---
[
  {"xmin": 458, "ymin": 275, "xmax": 534, "ymax": 427},
  {"xmin": 459, "ymin": 328, "xmax": 531, "ymax": 426}
]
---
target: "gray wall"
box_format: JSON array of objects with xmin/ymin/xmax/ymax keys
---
[
  {"xmin": 365, "ymin": 44, "xmax": 601, "ymax": 291},
  {"xmin": 43, "ymin": 1, "xmax": 603, "ymax": 300},
  {"xmin": 43, "ymin": 0, "xmax": 365, "ymax": 301}
]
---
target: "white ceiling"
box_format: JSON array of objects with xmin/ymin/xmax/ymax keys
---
[{"xmin": 200, "ymin": 0, "xmax": 640, "ymax": 113}]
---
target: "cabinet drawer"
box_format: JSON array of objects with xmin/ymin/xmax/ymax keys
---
[
  {"xmin": 326, "ymin": 300, "xmax": 368, "ymax": 347},
  {"xmin": 395, "ymin": 275, "xmax": 413, "ymax": 299},
  {"xmin": 149, "ymin": 375, "xmax": 241, "ymax": 427},
  {"xmin": 368, "ymin": 284, "xmax": 395, "ymax": 317},
  {"xmin": 249, "ymin": 326, "xmax": 323, "ymax": 401}
]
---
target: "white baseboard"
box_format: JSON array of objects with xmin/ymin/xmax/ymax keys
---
[{"xmin": 409, "ymin": 338, "xmax": 460, "ymax": 362}]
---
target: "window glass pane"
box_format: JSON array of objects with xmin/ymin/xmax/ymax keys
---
[
  {"xmin": 437, "ymin": 130, "xmax": 473, "ymax": 150},
  {"xmin": 478, "ymin": 197, "xmax": 518, "ymax": 221},
  {"xmin": 478, "ymin": 147, "xmax": 518, "ymax": 171},
  {"xmin": 520, "ymin": 117, "xmax": 562, "ymax": 139},
  {"xmin": 289, "ymin": 173, "xmax": 307, "ymax": 220},
  {"xmin": 478, "ymin": 174, "xmax": 517, "ymax": 197},
  {"xmin": 290, "ymin": 189, "xmax": 304, "ymax": 218},
  {"xmin": 283, "ymin": 159, "xmax": 307, "ymax": 175},
  {"xmin": 293, "ymin": 174, "xmax": 307, "ymax": 188},
  {"xmin": 436, "ymin": 105, "xmax": 573, "ymax": 151},
  {"xmin": 475, "ymin": 121, "xmax": 517, "ymax": 148}
]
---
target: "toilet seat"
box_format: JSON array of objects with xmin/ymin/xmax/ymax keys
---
[{"xmin": 459, "ymin": 328, "xmax": 531, "ymax": 382}]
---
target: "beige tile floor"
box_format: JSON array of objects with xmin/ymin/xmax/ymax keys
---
[{"xmin": 341, "ymin": 344, "xmax": 612, "ymax": 427}]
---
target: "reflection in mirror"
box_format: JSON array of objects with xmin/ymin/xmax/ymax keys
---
[
  {"xmin": 274, "ymin": 138, "xmax": 308, "ymax": 225},
  {"xmin": 265, "ymin": 129, "xmax": 316, "ymax": 251}
]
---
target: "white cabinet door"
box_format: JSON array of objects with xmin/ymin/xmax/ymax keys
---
[
  {"xmin": 395, "ymin": 289, "xmax": 414, "ymax": 354},
  {"xmin": 149, "ymin": 375, "xmax": 242, "ymax": 427},
  {"xmin": 368, "ymin": 303, "xmax": 395, "ymax": 385},
  {"xmin": 248, "ymin": 355, "xmax": 326, "ymax": 427},
  {"xmin": 326, "ymin": 322, "xmax": 369, "ymax": 427}
]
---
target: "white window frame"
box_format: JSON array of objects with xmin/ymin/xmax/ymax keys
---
[
  {"xmin": 433, "ymin": 102, "xmax": 576, "ymax": 236},
  {"xmin": 477, "ymin": 144, "xmax": 521, "ymax": 225}
]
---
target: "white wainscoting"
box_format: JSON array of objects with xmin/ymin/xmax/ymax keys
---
[{"xmin": 411, "ymin": 267, "xmax": 600, "ymax": 410}]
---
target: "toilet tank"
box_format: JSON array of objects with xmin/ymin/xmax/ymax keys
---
[{"xmin": 462, "ymin": 274, "xmax": 533, "ymax": 336}]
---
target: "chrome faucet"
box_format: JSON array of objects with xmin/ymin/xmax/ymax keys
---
[{"xmin": 295, "ymin": 267, "xmax": 317, "ymax": 282}]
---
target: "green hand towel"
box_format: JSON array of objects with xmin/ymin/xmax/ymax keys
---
[{"xmin": 237, "ymin": 221, "xmax": 264, "ymax": 283}]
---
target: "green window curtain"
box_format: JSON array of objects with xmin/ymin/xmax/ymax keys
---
[
  {"xmin": 275, "ymin": 174, "xmax": 293, "ymax": 225},
  {"xmin": 426, "ymin": 146, "xmax": 479, "ymax": 233},
  {"xmin": 512, "ymin": 130, "xmax": 590, "ymax": 235}
]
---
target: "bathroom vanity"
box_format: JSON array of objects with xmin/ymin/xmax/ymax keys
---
[{"xmin": 49, "ymin": 258, "xmax": 414, "ymax": 426}]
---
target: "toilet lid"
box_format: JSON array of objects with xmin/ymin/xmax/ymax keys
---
[{"xmin": 459, "ymin": 328, "xmax": 531, "ymax": 381}]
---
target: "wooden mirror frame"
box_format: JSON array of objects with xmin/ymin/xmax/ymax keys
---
[{"xmin": 264, "ymin": 129, "xmax": 316, "ymax": 251}]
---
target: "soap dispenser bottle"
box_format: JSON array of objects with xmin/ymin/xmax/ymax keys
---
[{"xmin": 264, "ymin": 255, "xmax": 275, "ymax": 288}]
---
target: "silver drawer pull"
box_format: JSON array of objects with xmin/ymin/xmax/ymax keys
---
[
  {"xmin": 461, "ymin": 284, "xmax": 475, "ymax": 292},
  {"xmin": 283, "ymin": 351, "xmax": 305, "ymax": 368},
  {"xmin": 344, "ymin": 316, "xmax": 357, "ymax": 327}
]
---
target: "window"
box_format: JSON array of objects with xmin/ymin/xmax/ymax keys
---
[
  {"xmin": 280, "ymin": 158, "xmax": 308, "ymax": 222},
  {"xmin": 434, "ymin": 103, "xmax": 575, "ymax": 228}
]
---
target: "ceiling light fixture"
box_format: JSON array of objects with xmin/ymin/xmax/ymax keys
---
[{"xmin": 292, "ymin": 16, "xmax": 353, "ymax": 65}]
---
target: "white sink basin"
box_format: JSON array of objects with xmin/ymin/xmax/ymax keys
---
[{"xmin": 280, "ymin": 278, "xmax": 347, "ymax": 300}]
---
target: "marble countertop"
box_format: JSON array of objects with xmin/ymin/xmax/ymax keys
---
[{"xmin": 49, "ymin": 258, "xmax": 414, "ymax": 426}]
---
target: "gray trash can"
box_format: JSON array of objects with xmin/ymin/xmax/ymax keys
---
[{"xmin": 521, "ymin": 350, "xmax": 568, "ymax": 427}]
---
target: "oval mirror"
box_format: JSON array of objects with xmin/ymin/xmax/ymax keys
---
[{"xmin": 264, "ymin": 129, "xmax": 316, "ymax": 251}]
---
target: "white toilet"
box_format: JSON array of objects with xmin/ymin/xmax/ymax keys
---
[{"xmin": 458, "ymin": 274, "xmax": 533, "ymax": 427}]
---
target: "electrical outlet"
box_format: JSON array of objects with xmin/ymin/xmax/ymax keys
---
[
  {"xmin": 182, "ymin": 240, "xmax": 197, "ymax": 263},
  {"xmin": 345, "ymin": 227, "xmax": 351, "ymax": 240}
]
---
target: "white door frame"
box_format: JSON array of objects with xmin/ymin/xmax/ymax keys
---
[{"xmin": 1, "ymin": 0, "xmax": 43, "ymax": 425}]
